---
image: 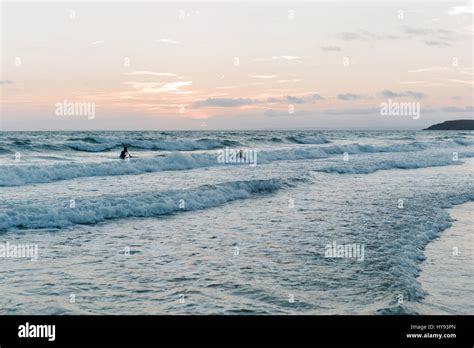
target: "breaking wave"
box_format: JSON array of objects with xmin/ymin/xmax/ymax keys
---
[
  {"xmin": 0, "ymin": 178, "xmax": 299, "ymax": 231},
  {"xmin": 1, "ymin": 143, "xmax": 471, "ymax": 187}
]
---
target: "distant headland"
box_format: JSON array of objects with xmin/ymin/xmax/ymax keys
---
[{"xmin": 424, "ymin": 119, "xmax": 474, "ymax": 131}]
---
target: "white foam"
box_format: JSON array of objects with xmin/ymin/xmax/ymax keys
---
[
  {"xmin": 319, "ymin": 153, "xmax": 474, "ymax": 174},
  {"xmin": 0, "ymin": 144, "xmax": 471, "ymax": 187},
  {"xmin": 0, "ymin": 178, "xmax": 288, "ymax": 231}
]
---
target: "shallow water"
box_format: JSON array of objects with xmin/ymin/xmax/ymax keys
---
[
  {"xmin": 0, "ymin": 130, "xmax": 473, "ymax": 314},
  {"xmin": 412, "ymin": 202, "xmax": 474, "ymax": 315}
]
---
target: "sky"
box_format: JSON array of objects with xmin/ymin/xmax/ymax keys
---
[{"xmin": 1, "ymin": 0, "xmax": 473, "ymax": 130}]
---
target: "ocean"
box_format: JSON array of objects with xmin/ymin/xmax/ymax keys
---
[{"xmin": 0, "ymin": 130, "xmax": 472, "ymax": 314}]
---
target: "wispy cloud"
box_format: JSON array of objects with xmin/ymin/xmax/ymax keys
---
[
  {"xmin": 408, "ymin": 66, "xmax": 450, "ymax": 73},
  {"xmin": 192, "ymin": 93, "xmax": 324, "ymax": 108},
  {"xmin": 336, "ymin": 93, "xmax": 367, "ymax": 101},
  {"xmin": 279, "ymin": 56, "xmax": 299, "ymax": 60},
  {"xmin": 448, "ymin": 2, "xmax": 474, "ymax": 15},
  {"xmin": 128, "ymin": 81, "xmax": 192, "ymax": 93},
  {"xmin": 147, "ymin": 81, "xmax": 192, "ymax": 93},
  {"xmin": 266, "ymin": 107, "xmax": 382, "ymax": 119},
  {"xmin": 379, "ymin": 90, "xmax": 425, "ymax": 99},
  {"xmin": 336, "ymin": 30, "xmax": 397, "ymax": 42},
  {"xmin": 264, "ymin": 106, "xmax": 391, "ymax": 118},
  {"xmin": 446, "ymin": 79, "xmax": 474, "ymax": 86},
  {"xmin": 125, "ymin": 71, "xmax": 176, "ymax": 77},
  {"xmin": 193, "ymin": 98, "xmax": 254, "ymax": 108},
  {"xmin": 403, "ymin": 26, "xmax": 459, "ymax": 46},
  {"xmin": 337, "ymin": 32, "xmax": 360, "ymax": 41},
  {"xmin": 254, "ymin": 56, "xmax": 300, "ymax": 62},
  {"xmin": 285, "ymin": 94, "xmax": 324, "ymax": 104},
  {"xmin": 277, "ymin": 79, "xmax": 301, "ymax": 83},
  {"xmin": 321, "ymin": 46, "xmax": 342, "ymax": 52},
  {"xmin": 404, "ymin": 26, "xmax": 431, "ymax": 35},
  {"xmin": 424, "ymin": 40, "xmax": 451, "ymax": 46},
  {"xmin": 336, "ymin": 26, "xmax": 460, "ymax": 47},
  {"xmin": 251, "ymin": 75, "xmax": 278, "ymax": 79},
  {"xmin": 441, "ymin": 106, "xmax": 474, "ymax": 112}
]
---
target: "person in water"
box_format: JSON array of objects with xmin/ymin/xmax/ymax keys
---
[{"xmin": 119, "ymin": 146, "xmax": 132, "ymax": 159}]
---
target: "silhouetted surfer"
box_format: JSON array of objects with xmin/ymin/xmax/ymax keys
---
[{"xmin": 119, "ymin": 146, "xmax": 132, "ymax": 159}]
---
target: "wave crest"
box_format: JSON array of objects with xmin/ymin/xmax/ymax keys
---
[{"xmin": 0, "ymin": 178, "xmax": 292, "ymax": 230}]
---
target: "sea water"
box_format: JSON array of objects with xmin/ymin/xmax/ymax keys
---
[{"xmin": 0, "ymin": 130, "xmax": 472, "ymax": 314}]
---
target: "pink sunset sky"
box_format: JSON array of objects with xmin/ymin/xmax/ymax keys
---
[{"xmin": 1, "ymin": 1, "xmax": 473, "ymax": 130}]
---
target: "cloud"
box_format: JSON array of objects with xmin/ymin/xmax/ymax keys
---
[
  {"xmin": 337, "ymin": 32, "xmax": 360, "ymax": 41},
  {"xmin": 142, "ymin": 81, "xmax": 192, "ymax": 93},
  {"xmin": 321, "ymin": 46, "xmax": 342, "ymax": 52},
  {"xmin": 285, "ymin": 94, "xmax": 324, "ymax": 104},
  {"xmin": 251, "ymin": 75, "xmax": 277, "ymax": 79},
  {"xmin": 335, "ymin": 27, "xmax": 457, "ymax": 47},
  {"xmin": 364, "ymin": 31, "xmax": 398, "ymax": 40},
  {"xmin": 192, "ymin": 93, "xmax": 324, "ymax": 108},
  {"xmin": 408, "ymin": 66, "xmax": 450, "ymax": 73},
  {"xmin": 379, "ymin": 90, "xmax": 425, "ymax": 99},
  {"xmin": 403, "ymin": 26, "xmax": 459, "ymax": 46},
  {"xmin": 336, "ymin": 30, "xmax": 398, "ymax": 42},
  {"xmin": 276, "ymin": 105, "xmax": 459, "ymax": 115},
  {"xmin": 279, "ymin": 56, "xmax": 299, "ymax": 60},
  {"xmin": 254, "ymin": 56, "xmax": 300, "ymax": 62},
  {"xmin": 440, "ymin": 106, "xmax": 474, "ymax": 112},
  {"xmin": 448, "ymin": 3, "xmax": 474, "ymax": 15},
  {"xmin": 446, "ymin": 79, "xmax": 474, "ymax": 86},
  {"xmin": 265, "ymin": 106, "xmax": 381, "ymax": 117},
  {"xmin": 424, "ymin": 40, "xmax": 451, "ymax": 46},
  {"xmin": 125, "ymin": 71, "xmax": 176, "ymax": 77},
  {"xmin": 0, "ymin": 80, "xmax": 13, "ymax": 85},
  {"xmin": 404, "ymin": 26, "xmax": 431, "ymax": 35},
  {"xmin": 336, "ymin": 93, "xmax": 367, "ymax": 101},
  {"xmin": 193, "ymin": 98, "xmax": 254, "ymax": 108}
]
